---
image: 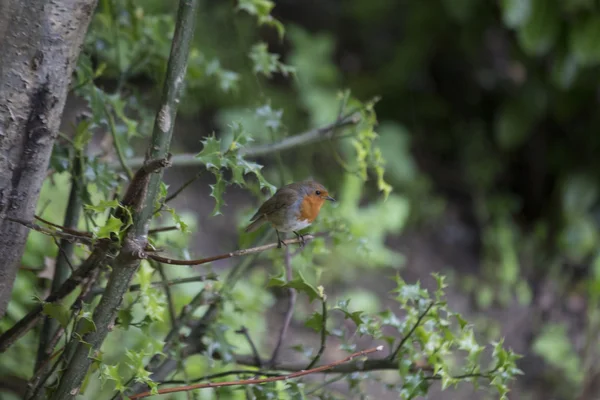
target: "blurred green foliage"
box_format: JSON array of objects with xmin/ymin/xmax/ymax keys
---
[{"xmin": 12, "ymin": 0, "xmax": 600, "ymax": 398}]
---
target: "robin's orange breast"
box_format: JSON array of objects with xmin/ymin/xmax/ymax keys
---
[{"xmin": 298, "ymin": 195, "xmax": 325, "ymax": 223}]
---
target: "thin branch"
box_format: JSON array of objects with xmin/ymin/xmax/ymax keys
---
[
  {"xmin": 154, "ymin": 261, "xmax": 177, "ymax": 328},
  {"xmin": 105, "ymin": 103, "xmax": 133, "ymax": 180},
  {"xmin": 123, "ymin": 112, "xmax": 361, "ymax": 170},
  {"xmin": 0, "ymin": 243, "xmax": 114, "ymax": 353},
  {"xmin": 149, "ymin": 235, "xmax": 314, "ymax": 266},
  {"xmin": 34, "ymin": 215, "xmax": 92, "ymax": 238},
  {"xmin": 149, "ymin": 226, "xmax": 179, "ymax": 235},
  {"xmin": 235, "ymin": 326, "xmax": 262, "ymax": 368},
  {"xmin": 268, "ymin": 246, "xmax": 296, "ymax": 367},
  {"xmin": 160, "ymin": 370, "xmax": 282, "ymax": 386},
  {"xmin": 305, "ymin": 296, "xmax": 327, "ymax": 370},
  {"xmin": 129, "ymin": 346, "xmax": 384, "ymax": 399},
  {"xmin": 7, "ymin": 217, "xmax": 93, "ymax": 246},
  {"xmin": 390, "ymin": 302, "xmax": 436, "ymax": 360},
  {"xmin": 165, "ymin": 171, "xmax": 203, "ymax": 204},
  {"xmin": 90, "ymin": 274, "xmax": 218, "ymax": 297}
]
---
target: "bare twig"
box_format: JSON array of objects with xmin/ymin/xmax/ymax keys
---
[
  {"xmin": 148, "ymin": 226, "xmax": 179, "ymax": 235},
  {"xmin": 34, "ymin": 215, "xmax": 92, "ymax": 238},
  {"xmin": 235, "ymin": 326, "xmax": 262, "ymax": 368},
  {"xmin": 390, "ymin": 302, "xmax": 436, "ymax": 360},
  {"xmin": 165, "ymin": 171, "xmax": 203, "ymax": 204},
  {"xmin": 7, "ymin": 218, "xmax": 93, "ymax": 246},
  {"xmin": 268, "ymin": 246, "xmax": 296, "ymax": 367},
  {"xmin": 129, "ymin": 346, "xmax": 384, "ymax": 399},
  {"xmin": 305, "ymin": 296, "xmax": 327, "ymax": 369},
  {"xmin": 160, "ymin": 370, "xmax": 282, "ymax": 385},
  {"xmin": 149, "ymin": 235, "xmax": 314, "ymax": 266},
  {"xmin": 123, "ymin": 112, "xmax": 361, "ymax": 170},
  {"xmin": 154, "ymin": 261, "xmax": 177, "ymax": 327},
  {"xmin": 90, "ymin": 274, "xmax": 218, "ymax": 297},
  {"xmin": 105, "ymin": 103, "xmax": 133, "ymax": 180}
]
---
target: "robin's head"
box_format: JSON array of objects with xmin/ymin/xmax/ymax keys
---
[{"xmin": 299, "ymin": 181, "xmax": 335, "ymax": 203}]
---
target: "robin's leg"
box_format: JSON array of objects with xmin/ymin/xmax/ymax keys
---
[
  {"xmin": 276, "ymin": 230, "xmax": 287, "ymax": 248},
  {"xmin": 293, "ymin": 231, "xmax": 305, "ymax": 247}
]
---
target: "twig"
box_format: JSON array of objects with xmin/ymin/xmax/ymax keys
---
[
  {"xmin": 34, "ymin": 215, "xmax": 92, "ymax": 238},
  {"xmin": 149, "ymin": 235, "xmax": 314, "ymax": 266},
  {"xmin": 235, "ymin": 326, "xmax": 262, "ymax": 368},
  {"xmin": 268, "ymin": 246, "xmax": 296, "ymax": 367},
  {"xmin": 122, "ymin": 112, "xmax": 361, "ymax": 170},
  {"xmin": 7, "ymin": 218, "xmax": 93, "ymax": 246},
  {"xmin": 305, "ymin": 296, "xmax": 327, "ymax": 369},
  {"xmin": 0, "ymin": 243, "xmax": 114, "ymax": 353},
  {"xmin": 160, "ymin": 370, "xmax": 282, "ymax": 385},
  {"xmin": 154, "ymin": 261, "xmax": 177, "ymax": 328},
  {"xmin": 129, "ymin": 346, "xmax": 384, "ymax": 399},
  {"xmin": 90, "ymin": 274, "xmax": 218, "ymax": 297},
  {"xmin": 165, "ymin": 171, "xmax": 203, "ymax": 204},
  {"xmin": 389, "ymin": 302, "xmax": 436, "ymax": 360},
  {"xmin": 104, "ymin": 103, "xmax": 133, "ymax": 180},
  {"xmin": 148, "ymin": 226, "xmax": 179, "ymax": 235}
]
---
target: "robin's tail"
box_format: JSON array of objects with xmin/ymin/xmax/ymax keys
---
[{"xmin": 244, "ymin": 215, "xmax": 266, "ymax": 233}]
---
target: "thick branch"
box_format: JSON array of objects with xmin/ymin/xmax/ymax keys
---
[
  {"xmin": 0, "ymin": 0, "xmax": 99, "ymax": 318},
  {"xmin": 49, "ymin": 0, "xmax": 200, "ymax": 397}
]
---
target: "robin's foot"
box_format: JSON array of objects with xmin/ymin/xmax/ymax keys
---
[
  {"xmin": 293, "ymin": 231, "xmax": 305, "ymax": 247},
  {"xmin": 276, "ymin": 231, "xmax": 287, "ymax": 249}
]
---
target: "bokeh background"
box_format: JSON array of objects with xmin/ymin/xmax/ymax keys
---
[{"xmin": 4, "ymin": 0, "xmax": 600, "ymax": 399}]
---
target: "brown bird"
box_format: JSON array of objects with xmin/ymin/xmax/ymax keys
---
[{"xmin": 244, "ymin": 180, "xmax": 335, "ymax": 247}]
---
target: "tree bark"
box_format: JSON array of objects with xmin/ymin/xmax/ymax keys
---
[{"xmin": 0, "ymin": 0, "xmax": 98, "ymax": 317}]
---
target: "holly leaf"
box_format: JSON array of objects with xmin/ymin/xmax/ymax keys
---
[
  {"xmin": 196, "ymin": 136, "xmax": 224, "ymax": 169},
  {"xmin": 268, "ymin": 271, "xmax": 320, "ymax": 302},
  {"xmin": 43, "ymin": 302, "xmax": 70, "ymax": 328},
  {"xmin": 209, "ymin": 174, "xmax": 227, "ymax": 216},
  {"xmin": 94, "ymin": 215, "xmax": 125, "ymax": 239}
]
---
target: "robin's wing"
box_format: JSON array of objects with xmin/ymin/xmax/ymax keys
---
[{"xmin": 249, "ymin": 187, "xmax": 298, "ymax": 221}]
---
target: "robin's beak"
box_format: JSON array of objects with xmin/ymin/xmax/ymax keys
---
[{"xmin": 325, "ymin": 195, "xmax": 336, "ymax": 202}]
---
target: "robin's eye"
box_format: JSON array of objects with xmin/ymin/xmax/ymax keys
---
[{"xmin": 315, "ymin": 190, "xmax": 321, "ymax": 195}]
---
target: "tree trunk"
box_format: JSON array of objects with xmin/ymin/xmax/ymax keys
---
[{"xmin": 0, "ymin": 0, "xmax": 98, "ymax": 317}]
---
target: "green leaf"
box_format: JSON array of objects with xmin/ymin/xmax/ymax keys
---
[
  {"xmin": 268, "ymin": 271, "xmax": 321, "ymax": 302},
  {"xmin": 209, "ymin": 174, "xmax": 227, "ymax": 216},
  {"xmin": 76, "ymin": 311, "xmax": 97, "ymax": 336},
  {"xmin": 249, "ymin": 43, "xmax": 295, "ymax": 78},
  {"xmin": 43, "ymin": 302, "xmax": 70, "ymax": 328},
  {"xmin": 516, "ymin": 0, "xmax": 559, "ymax": 56},
  {"xmin": 195, "ymin": 135, "xmax": 224, "ymax": 170},
  {"xmin": 305, "ymin": 311, "xmax": 325, "ymax": 332},
  {"xmin": 494, "ymin": 99, "xmax": 535, "ymax": 150},
  {"xmin": 94, "ymin": 215, "xmax": 125, "ymax": 239},
  {"xmin": 569, "ymin": 14, "xmax": 600, "ymax": 66},
  {"xmin": 100, "ymin": 364, "xmax": 126, "ymax": 392},
  {"xmin": 237, "ymin": 0, "xmax": 285, "ymax": 39},
  {"xmin": 85, "ymin": 199, "xmax": 120, "ymax": 213},
  {"xmin": 499, "ymin": 0, "xmax": 532, "ymax": 28}
]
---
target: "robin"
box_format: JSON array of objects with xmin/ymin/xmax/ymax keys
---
[{"xmin": 244, "ymin": 180, "xmax": 335, "ymax": 248}]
